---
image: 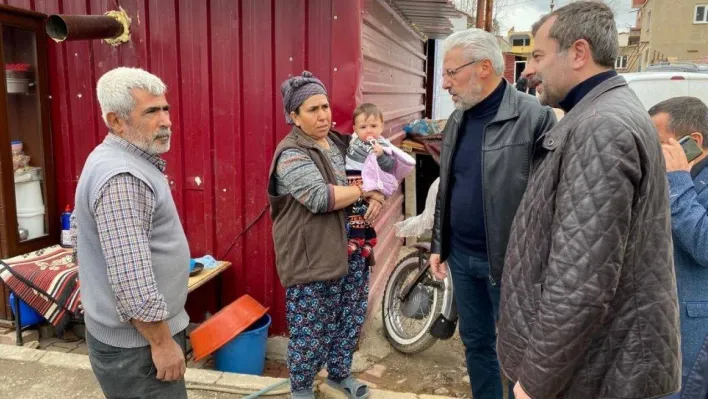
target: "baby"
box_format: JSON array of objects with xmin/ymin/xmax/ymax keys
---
[{"xmin": 345, "ymin": 103, "xmax": 396, "ymax": 259}]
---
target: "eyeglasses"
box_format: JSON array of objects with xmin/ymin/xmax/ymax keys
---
[{"xmin": 442, "ymin": 60, "xmax": 481, "ymax": 79}]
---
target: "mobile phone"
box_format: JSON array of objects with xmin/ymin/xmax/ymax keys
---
[{"xmin": 679, "ymin": 136, "xmax": 703, "ymax": 163}]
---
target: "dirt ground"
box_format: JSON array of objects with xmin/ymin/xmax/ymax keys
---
[
  {"xmin": 354, "ymin": 332, "xmax": 473, "ymax": 397},
  {"xmin": 262, "ymin": 334, "xmax": 472, "ymax": 397},
  {"xmin": 264, "ymin": 331, "xmax": 513, "ymax": 398}
]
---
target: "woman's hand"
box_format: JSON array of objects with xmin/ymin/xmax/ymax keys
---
[
  {"xmin": 365, "ymin": 198, "xmax": 382, "ymax": 222},
  {"xmin": 363, "ymin": 190, "xmax": 384, "ymax": 204},
  {"xmin": 363, "ymin": 190, "xmax": 385, "ymax": 222}
]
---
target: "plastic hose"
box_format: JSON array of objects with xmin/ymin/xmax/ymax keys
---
[
  {"xmin": 185, "ymin": 380, "xmax": 290, "ymax": 397},
  {"xmin": 243, "ymin": 380, "xmax": 290, "ymax": 399}
]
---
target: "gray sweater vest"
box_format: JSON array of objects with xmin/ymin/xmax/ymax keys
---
[{"xmin": 75, "ymin": 136, "xmax": 190, "ymax": 348}]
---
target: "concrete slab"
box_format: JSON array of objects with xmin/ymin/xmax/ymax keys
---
[
  {"xmin": 318, "ymin": 383, "xmax": 348, "ymax": 399},
  {"xmin": 23, "ymin": 341, "xmax": 40, "ymax": 349},
  {"xmin": 0, "ymin": 329, "xmax": 39, "ymax": 346},
  {"xmin": 357, "ymin": 377, "xmax": 379, "ymax": 389},
  {"xmin": 0, "ymin": 358, "xmax": 250, "ymax": 398},
  {"xmin": 71, "ymin": 343, "xmax": 89, "ymax": 355},
  {"xmin": 0, "ymin": 343, "xmax": 435, "ymax": 399},
  {"xmin": 40, "ymin": 337, "xmax": 62, "ymax": 348},
  {"xmin": 52, "ymin": 339, "xmax": 81, "ymax": 350},
  {"xmin": 364, "ymin": 364, "xmax": 387, "ymax": 378},
  {"xmin": 45, "ymin": 344, "xmax": 72, "ymax": 353},
  {"xmin": 0, "ymin": 343, "xmax": 45, "ymax": 362},
  {"xmin": 38, "ymin": 323, "xmax": 56, "ymax": 338},
  {"xmin": 368, "ymin": 390, "xmax": 418, "ymax": 399},
  {"xmin": 351, "ymin": 351, "xmax": 374, "ymax": 373},
  {"xmin": 39, "ymin": 351, "xmax": 92, "ymax": 370},
  {"xmin": 185, "ymin": 368, "xmax": 224, "ymax": 385},
  {"xmin": 0, "ymin": 358, "xmax": 102, "ymax": 399}
]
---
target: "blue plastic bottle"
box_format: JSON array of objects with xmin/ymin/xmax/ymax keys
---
[{"xmin": 60, "ymin": 204, "xmax": 73, "ymax": 248}]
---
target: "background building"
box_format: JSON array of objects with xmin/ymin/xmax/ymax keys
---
[{"xmin": 627, "ymin": 0, "xmax": 708, "ymax": 71}]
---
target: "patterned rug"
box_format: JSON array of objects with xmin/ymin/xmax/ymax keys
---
[{"xmin": 0, "ymin": 245, "xmax": 80, "ymax": 333}]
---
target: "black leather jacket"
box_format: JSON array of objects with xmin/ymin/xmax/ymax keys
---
[{"xmin": 431, "ymin": 82, "xmax": 556, "ymax": 283}]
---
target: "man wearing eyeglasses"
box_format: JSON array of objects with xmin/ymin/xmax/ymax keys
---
[{"xmin": 429, "ymin": 28, "xmax": 556, "ymax": 399}]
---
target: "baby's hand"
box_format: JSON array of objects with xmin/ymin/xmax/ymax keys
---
[{"xmin": 371, "ymin": 141, "xmax": 384, "ymax": 157}]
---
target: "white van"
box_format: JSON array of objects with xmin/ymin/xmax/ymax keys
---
[{"xmin": 620, "ymin": 72, "xmax": 708, "ymax": 110}]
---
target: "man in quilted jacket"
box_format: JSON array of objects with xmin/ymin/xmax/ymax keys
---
[
  {"xmin": 650, "ymin": 97, "xmax": 708, "ymax": 399},
  {"xmin": 497, "ymin": 2, "xmax": 681, "ymax": 398}
]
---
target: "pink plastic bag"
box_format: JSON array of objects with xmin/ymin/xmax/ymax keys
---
[
  {"xmin": 360, "ymin": 145, "xmax": 416, "ymax": 197},
  {"xmin": 361, "ymin": 153, "xmax": 399, "ymax": 197}
]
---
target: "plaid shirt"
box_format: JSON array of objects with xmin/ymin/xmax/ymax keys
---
[{"xmin": 73, "ymin": 134, "xmax": 169, "ymax": 323}]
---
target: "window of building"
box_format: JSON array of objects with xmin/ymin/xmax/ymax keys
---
[
  {"xmin": 512, "ymin": 37, "xmax": 530, "ymax": 47},
  {"xmin": 615, "ymin": 55, "xmax": 628, "ymax": 69},
  {"xmin": 695, "ymin": 5, "xmax": 708, "ymax": 23}
]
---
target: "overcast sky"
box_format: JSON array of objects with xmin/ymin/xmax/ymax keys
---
[{"xmin": 493, "ymin": 0, "xmax": 637, "ymax": 33}]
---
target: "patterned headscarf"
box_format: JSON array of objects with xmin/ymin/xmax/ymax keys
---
[{"xmin": 280, "ymin": 71, "xmax": 328, "ymax": 125}]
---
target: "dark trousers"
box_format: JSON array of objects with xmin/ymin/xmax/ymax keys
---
[
  {"xmin": 86, "ymin": 329, "xmax": 188, "ymax": 399},
  {"xmin": 447, "ymin": 248, "xmax": 514, "ymax": 399}
]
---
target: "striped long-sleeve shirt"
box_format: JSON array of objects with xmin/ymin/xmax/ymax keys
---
[{"xmin": 274, "ymin": 137, "xmax": 347, "ymax": 213}]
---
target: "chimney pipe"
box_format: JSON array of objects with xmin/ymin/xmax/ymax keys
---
[
  {"xmin": 476, "ymin": 0, "xmax": 486, "ymax": 29},
  {"xmin": 45, "ymin": 14, "xmax": 123, "ymax": 42},
  {"xmin": 485, "ymin": 0, "xmax": 494, "ymax": 32}
]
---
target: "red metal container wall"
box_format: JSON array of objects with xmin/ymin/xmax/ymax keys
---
[
  {"xmin": 11, "ymin": 0, "xmax": 364, "ymax": 335},
  {"xmin": 362, "ymin": 0, "xmax": 425, "ymax": 302}
]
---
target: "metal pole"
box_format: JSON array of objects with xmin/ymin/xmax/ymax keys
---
[
  {"xmin": 14, "ymin": 294, "xmax": 23, "ymax": 346},
  {"xmin": 550, "ymin": 0, "xmax": 556, "ymax": 12},
  {"xmin": 476, "ymin": 0, "xmax": 486, "ymax": 29},
  {"xmin": 485, "ymin": 0, "xmax": 494, "ymax": 32}
]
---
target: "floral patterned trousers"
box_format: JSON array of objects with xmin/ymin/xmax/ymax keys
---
[{"xmin": 285, "ymin": 252, "xmax": 370, "ymax": 392}]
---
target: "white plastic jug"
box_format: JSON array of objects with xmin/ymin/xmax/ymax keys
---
[{"xmin": 18, "ymin": 206, "xmax": 45, "ymax": 240}]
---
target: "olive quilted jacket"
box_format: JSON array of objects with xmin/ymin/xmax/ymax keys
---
[{"xmin": 497, "ymin": 75, "xmax": 681, "ymax": 399}]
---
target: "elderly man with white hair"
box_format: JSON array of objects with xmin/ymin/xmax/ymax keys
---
[
  {"xmin": 74, "ymin": 67, "xmax": 189, "ymax": 398},
  {"xmin": 428, "ymin": 28, "xmax": 556, "ymax": 399}
]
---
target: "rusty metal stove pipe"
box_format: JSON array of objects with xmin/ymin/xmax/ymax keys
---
[
  {"xmin": 45, "ymin": 14, "xmax": 124, "ymax": 42},
  {"xmin": 476, "ymin": 0, "xmax": 486, "ymax": 29},
  {"xmin": 485, "ymin": 0, "xmax": 494, "ymax": 32}
]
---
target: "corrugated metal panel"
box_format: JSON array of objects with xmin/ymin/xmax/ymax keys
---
[
  {"xmin": 9, "ymin": 0, "xmax": 365, "ymax": 335},
  {"xmin": 391, "ymin": 0, "xmax": 462, "ymax": 39},
  {"xmin": 362, "ymin": 0, "xmax": 425, "ymax": 302}
]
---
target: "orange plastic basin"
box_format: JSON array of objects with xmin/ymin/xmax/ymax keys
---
[{"xmin": 190, "ymin": 294, "xmax": 269, "ymax": 361}]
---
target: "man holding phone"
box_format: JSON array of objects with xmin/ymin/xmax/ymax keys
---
[{"xmin": 650, "ymin": 96, "xmax": 708, "ymax": 396}]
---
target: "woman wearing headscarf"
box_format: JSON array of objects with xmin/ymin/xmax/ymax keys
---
[{"xmin": 267, "ymin": 71, "xmax": 383, "ymax": 399}]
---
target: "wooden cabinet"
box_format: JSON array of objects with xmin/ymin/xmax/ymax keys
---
[{"xmin": 0, "ymin": 5, "xmax": 56, "ymax": 320}]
